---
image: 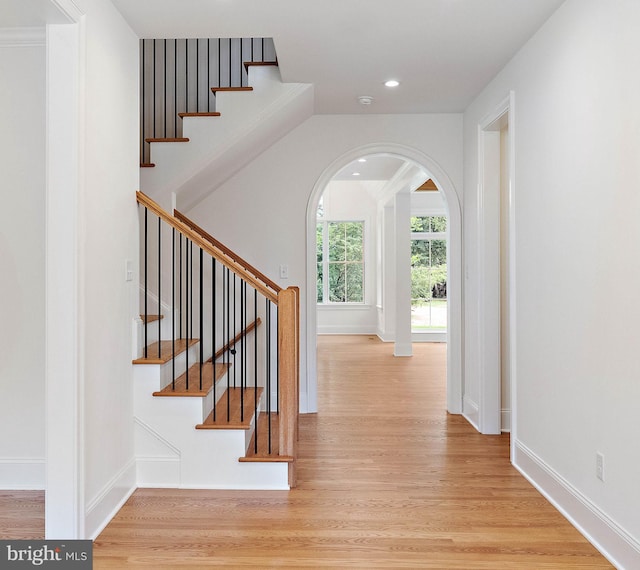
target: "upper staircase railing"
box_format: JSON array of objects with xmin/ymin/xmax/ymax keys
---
[
  {"xmin": 140, "ymin": 37, "xmax": 277, "ymax": 165},
  {"xmin": 136, "ymin": 191, "xmax": 299, "ymax": 486}
]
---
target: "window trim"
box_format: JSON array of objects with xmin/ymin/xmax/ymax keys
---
[{"xmin": 317, "ymin": 219, "xmax": 366, "ymax": 305}]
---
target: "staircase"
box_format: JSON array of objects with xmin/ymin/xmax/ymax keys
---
[
  {"xmin": 133, "ymin": 192, "xmax": 299, "ymax": 490},
  {"xmin": 140, "ymin": 59, "xmax": 313, "ymax": 211}
]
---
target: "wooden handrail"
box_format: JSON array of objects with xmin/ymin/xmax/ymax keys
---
[
  {"xmin": 136, "ymin": 191, "xmax": 278, "ymax": 304},
  {"xmin": 207, "ymin": 318, "xmax": 262, "ymax": 362},
  {"xmin": 174, "ymin": 209, "xmax": 282, "ymax": 294}
]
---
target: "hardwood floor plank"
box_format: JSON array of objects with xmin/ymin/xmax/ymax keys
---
[
  {"xmin": 93, "ymin": 336, "xmax": 610, "ymax": 568},
  {"xmin": 0, "ymin": 336, "xmax": 610, "ymax": 567}
]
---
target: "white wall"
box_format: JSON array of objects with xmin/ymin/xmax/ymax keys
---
[
  {"xmin": 65, "ymin": 0, "xmax": 139, "ymax": 538},
  {"xmin": 317, "ymin": 180, "xmax": 378, "ymax": 335},
  {"xmin": 186, "ymin": 113, "xmax": 463, "ymax": 412},
  {"xmin": 464, "ymin": 1, "xmax": 640, "ymax": 565},
  {"xmin": 0, "ymin": 39, "xmax": 46, "ymax": 488}
]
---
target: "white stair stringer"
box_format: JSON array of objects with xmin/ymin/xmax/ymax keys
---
[
  {"xmin": 133, "ymin": 360, "xmax": 289, "ymax": 490},
  {"xmin": 140, "ymin": 65, "xmax": 313, "ymax": 211}
]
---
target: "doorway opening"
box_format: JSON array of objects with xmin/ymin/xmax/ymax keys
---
[{"xmin": 304, "ymin": 144, "xmax": 462, "ymax": 416}]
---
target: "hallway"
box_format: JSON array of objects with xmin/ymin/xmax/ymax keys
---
[{"xmin": 91, "ymin": 335, "xmax": 610, "ymax": 568}]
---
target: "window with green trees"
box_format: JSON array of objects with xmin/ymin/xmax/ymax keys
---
[
  {"xmin": 317, "ymin": 220, "xmax": 365, "ymax": 303},
  {"xmin": 411, "ymin": 215, "xmax": 447, "ymax": 330}
]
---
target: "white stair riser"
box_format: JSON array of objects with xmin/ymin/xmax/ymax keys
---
[{"xmin": 133, "ymin": 367, "xmax": 287, "ymax": 489}]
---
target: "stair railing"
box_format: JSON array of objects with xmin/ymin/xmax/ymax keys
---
[
  {"xmin": 140, "ymin": 37, "xmax": 276, "ymax": 165},
  {"xmin": 136, "ymin": 191, "xmax": 299, "ymax": 485}
]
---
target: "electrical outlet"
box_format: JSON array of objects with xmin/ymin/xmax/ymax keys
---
[{"xmin": 596, "ymin": 452, "xmax": 604, "ymax": 481}]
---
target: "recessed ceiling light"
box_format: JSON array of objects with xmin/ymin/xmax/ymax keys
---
[
  {"xmin": 358, "ymin": 158, "xmax": 367, "ymax": 163},
  {"xmin": 352, "ymin": 172, "xmax": 361, "ymax": 176},
  {"xmin": 385, "ymin": 80, "xmax": 400, "ymax": 87},
  {"xmin": 358, "ymin": 95, "xmax": 374, "ymax": 105}
]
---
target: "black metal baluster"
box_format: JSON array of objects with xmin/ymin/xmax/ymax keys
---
[
  {"xmin": 226, "ymin": 267, "xmax": 230, "ymax": 421},
  {"xmin": 163, "ymin": 39, "xmax": 167, "ymax": 138},
  {"xmin": 228, "ymin": 38, "xmax": 231, "ymax": 87},
  {"xmin": 190, "ymin": 241, "xmax": 194, "ymax": 340},
  {"xmin": 254, "ymin": 287, "xmax": 258, "ymax": 454},
  {"xmin": 185, "ymin": 38, "xmax": 188, "ymax": 114},
  {"xmin": 276, "ymin": 303, "xmax": 279, "ymax": 415},
  {"xmin": 144, "ymin": 207, "xmax": 148, "ymax": 358},
  {"xmin": 207, "ymin": 39, "xmax": 210, "ymax": 113},
  {"xmin": 153, "ymin": 39, "xmax": 156, "ymax": 139},
  {"xmin": 196, "ymin": 38, "xmax": 199, "ymax": 113},
  {"xmin": 233, "ymin": 273, "xmax": 237, "ymax": 389},
  {"xmin": 267, "ymin": 298, "xmax": 272, "ymax": 454},
  {"xmin": 172, "ymin": 228, "xmax": 175, "ymax": 390},
  {"xmin": 157, "ymin": 215, "xmax": 161, "ymax": 359},
  {"xmin": 217, "ymin": 38, "xmax": 221, "ymax": 89},
  {"xmin": 199, "ymin": 247, "xmax": 203, "ymax": 391},
  {"xmin": 212, "ymin": 257, "xmax": 216, "ymax": 421},
  {"xmin": 179, "ymin": 234, "xmax": 182, "ymax": 338},
  {"xmin": 240, "ymin": 278, "xmax": 244, "ymax": 422},
  {"xmin": 240, "ymin": 37, "xmax": 243, "ymax": 87},
  {"xmin": 185, "ymin": 238, "xmax": 189, "ymax": 389},
  {"xmin": 174, "ymin": 39, "xmax": 177, "ymax": 137},
  {"xmin": 141, "ymin": 40, "xmax": 145, "ymax": 164}
]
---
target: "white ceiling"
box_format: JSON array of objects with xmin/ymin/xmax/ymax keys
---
[{"xmin": 110, "ymin": 0, "xmax": 565, "ymax": 114}]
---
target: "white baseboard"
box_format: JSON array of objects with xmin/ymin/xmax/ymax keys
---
[
  {"xmin": 501, "ymin": 408, "xmax": 511, "ymax": 433},
  {"xmin": 317, "ymin": 325, "xmax": 377, "ymax": 335},
  {"xmin": 85, "ymin": 458, "xmax": 136, "ymax": 540},
  {"xmin": 462, "ymin": 396, "xmax": 479, "ymax": 431},
  {"xmin": 514, "ymin": 441, "xmax": 640, "ymax": 569},
  {"xmin": 0, "ymin": 458, "xmax": 45, "ymax": 489}
]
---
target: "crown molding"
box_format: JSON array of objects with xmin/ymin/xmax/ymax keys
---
[{"xmin": 0, "ymin": 27, "xmax": 45, "ymax": 48}]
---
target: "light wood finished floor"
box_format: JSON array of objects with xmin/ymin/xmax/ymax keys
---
[{"xmin": 1, "ymin": 336, "xmax": 611, "ymax": 567}]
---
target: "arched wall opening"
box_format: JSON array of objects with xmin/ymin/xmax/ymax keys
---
[{"xmin": 305, "ymin": 143, "xmax": 463, "ymax": 415}]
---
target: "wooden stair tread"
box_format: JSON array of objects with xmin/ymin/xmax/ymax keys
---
[
  {"xmin": 133, "ymin": 338, "xmax": 198, "ymax": 365},
  {"xmin": 140, "ymin": 163, "xmax": 155, "ymax": 168},
  {"xmin": 145, "ymin": 137, "xmax": 189, "ymax": 143},
  {"xmin": 140, "ymin": 314, "xmax": 163, "ymax": 324},
  {"xmin": 241, "ymin": 412, "xmax": 291, "ymax": 461},
  {"xmin": 196, "ymin": 387, "xmax": 263, "ymax": 429},
  {"xmin": 243, "ymin": 61, "xmax": 278, "ymax": 72},
  {"xmin": 178, "ymin": 112, "xmax": 221, "ymax": 118},
  {"xmin": 153, "ymin": 362, "xmax": 230, "ymax": 397},
  {"xmin": 210, "ymin": 87, "xmax": 253, "ymax": 93}
]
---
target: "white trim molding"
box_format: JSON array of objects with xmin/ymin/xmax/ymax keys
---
[
  {"xmin": 0, "ymin": 458, "xmax": 46, "ymax": 489},
  {"xmin": 306, "ymin": 142, "xmax": 463, "ymax": 416},
  {"xmin": 85, "ymin": 459, "xmax": 136, "ymax": 540},
  {"xmin": 0, "ymin": 28, "xmax": 45, "ymax": 48},
  {"xmin": 463, "ymin": 396, "xmax": 479, "ymax": 431},
  {"xmin": 514, "ymin": 441, "xmax": 640, "ymax": 569}
]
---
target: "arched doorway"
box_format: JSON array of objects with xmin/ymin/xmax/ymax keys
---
[{"xmin": 304, "ymin": 143, "xmax": 462, "ymax": 415}]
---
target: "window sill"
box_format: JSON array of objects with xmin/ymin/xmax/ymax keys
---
[{"xmin": 317, "ymin": 304, "xmax": 373, "ymax": 311}]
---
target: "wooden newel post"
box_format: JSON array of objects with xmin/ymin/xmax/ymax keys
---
[{"xmin": 278, "ymin": 286, "xmax": 299, "ymax": 487}]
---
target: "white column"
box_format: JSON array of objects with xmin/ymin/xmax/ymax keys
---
[
  {"xmin": 45, "ymin": 21, "xmax": 85, "ymax": 539},
  {"xmin": 394, "ymin": 192, "xmax": 412, "ymax": 357}
]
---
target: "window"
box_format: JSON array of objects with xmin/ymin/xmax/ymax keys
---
[
  {"xmin": 411, "ymin": 215, "xmax": 447, "ymax": 331},
  {"xmin": 317, "ymin": 220, "xmax": 365, "ymax": 303}
]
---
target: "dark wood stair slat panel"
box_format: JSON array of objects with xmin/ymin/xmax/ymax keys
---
[
  {"xmin": 243, "ymin": 60, "xmax": 278, "ymax": 72},
  {"xmin": 210, "ymin": 87, "xmax": 253, "ymax": 94},
  {"xmin": 196, "ymin": 387, "xmax": 263, "ymax": 430},
  {"xmin": 140, "ymin": 163, "xmax": 156, "ymax": 168},
  {"xmin": 178, "ymin": 112, "xmax": 221, "ymax": 118},
  {"xmin": 145, "ymin": 137, "xmax": 189, "ymax": 143},
  {"xmin": 132, "ymin": 338, "xmax": 199, "ymax": 365}
]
